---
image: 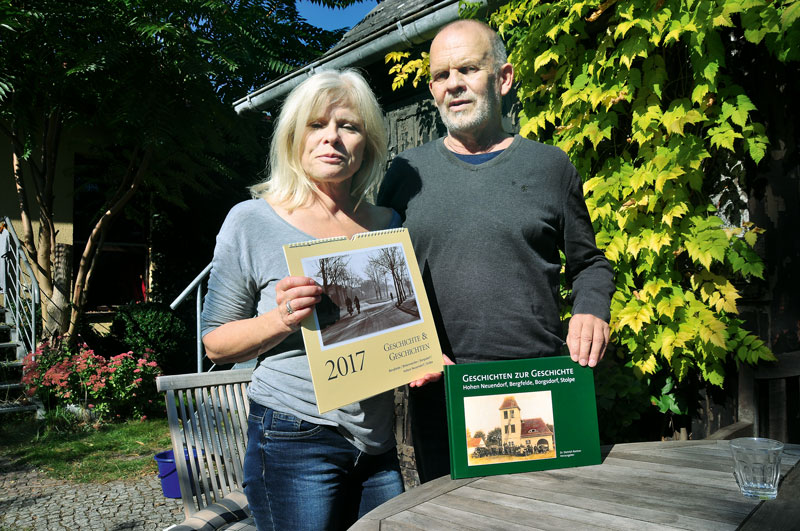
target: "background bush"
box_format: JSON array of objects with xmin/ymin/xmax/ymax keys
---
[{"xmin": 108, "ymin": 301, "xmax": 196, "ymax": 375}]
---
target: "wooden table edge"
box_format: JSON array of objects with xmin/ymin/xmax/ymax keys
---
[
  {"xmin": 738, "ymin": 458, "xmax": 800, "ymax": 530},
  {"xmin": 349, "ymin": 475, "xmax": 480, "ymax": 529}
]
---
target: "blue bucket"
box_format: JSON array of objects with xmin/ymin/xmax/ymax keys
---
[{"xmin": 154, "ymin": 449, "xmax": 198, "ymax": 498}]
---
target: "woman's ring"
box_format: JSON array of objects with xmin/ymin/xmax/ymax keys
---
[{"xmin": 286, "ymin": 300, "xmax": 294, "ymax": 315}]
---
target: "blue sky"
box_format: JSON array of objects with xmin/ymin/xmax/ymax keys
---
[{"xmin": 296, "ymin": 0, "xmax": 378, "ymax": 31}]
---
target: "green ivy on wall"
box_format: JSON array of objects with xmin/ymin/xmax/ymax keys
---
[{"xmin": 387, "ymin": 0, "xmax": 798, "ymax": 421}]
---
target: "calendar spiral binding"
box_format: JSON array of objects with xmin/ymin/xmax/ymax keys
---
[
  {"xmin": 353, "ymin": 227, "xmax": 406, "ymax": 239},
  {"xmin": 286, "ymin": 235, "xmax": 346, "ymax": 248},
  {"xmin": 285, "ymin": 228, "xmax": 407, "ymax": 247}
]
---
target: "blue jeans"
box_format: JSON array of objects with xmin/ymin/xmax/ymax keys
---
[{"xmin": 243, "ymin": 401, "xmax": 404, "ymax": 530}]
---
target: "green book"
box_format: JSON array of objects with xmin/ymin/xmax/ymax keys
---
[{"xmin": 444, "ymin": 356, "xmax": 601, "ymax": 479}]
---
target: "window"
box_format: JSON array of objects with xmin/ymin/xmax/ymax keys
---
[
  {"xmin": 511, "ymin": 410, "xmax": 515, "ymax": 418},
  {"xmin": 511, "ymin": 425, "xmax": 515, "ymax": 433},
  {"xmin": 504, "ymin": 426, "xmax": 508, "ymax": 434},
  {"xmin": 504, "ymin": 411, "xmax": 508, "ymax": 419}
]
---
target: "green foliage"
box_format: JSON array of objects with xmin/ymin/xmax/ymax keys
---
[
  {"xmin": 495, "ymin": 0, "xmax": 796, "ymax": 409},
  {"xmin": 109, "ymin": 302, "xmax": 194, "ymax": 375},
  {"xmin": 386, "ymin": 51, "xmax": 430, "ymax": 89},
  {"xmin": 593, "ymin": 354, "xmax": 655, "ymax": 443},
  {"xmin": 21, "ymin": 338, "xmax": 163, "ymax": 422},
  {"xmin": 0, "ymin": 0, "xmax": 347, "ymax": 336}
]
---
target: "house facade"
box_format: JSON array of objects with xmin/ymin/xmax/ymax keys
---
[{"xmin": 499, "ymin": 396, "xmax": 554, "ymax": 451}]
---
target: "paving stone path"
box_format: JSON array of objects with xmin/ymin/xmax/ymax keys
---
[{"xmin": 0, "ymin": 456, "xmax": 183, "ymax": 530}]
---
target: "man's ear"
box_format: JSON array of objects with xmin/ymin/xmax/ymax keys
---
[{"xmin": 499, "ymin": 62, "xmax": 514, "ymax": 96}]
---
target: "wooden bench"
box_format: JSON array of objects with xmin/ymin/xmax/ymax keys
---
[{"xmin": 157, "ymin": 369, "xmax": 256, "ymax": 530}]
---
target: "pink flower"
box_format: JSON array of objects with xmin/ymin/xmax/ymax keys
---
[
  {"xmin": 88, "ymin": 404, "xmax": 94, "ymax": 409},
  {"xmin": 133, "ymin": 368, "xmax": 141, "ymax": 373}
]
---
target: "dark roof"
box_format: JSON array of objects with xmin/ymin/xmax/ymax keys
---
[
  {"xmin": 233, "ymin": 0, "xmax": 463, "ymax": 112},
  {"xmin": 520, "ymin": 418, "xmax": 553, "ymax": 437},
  {"xmin": 499, "ymin": 396, "xmax": 520, "ymax": 410},
  {"xmin": 326, "ymin": 0, "xmax": 442, "ymax": 55}
]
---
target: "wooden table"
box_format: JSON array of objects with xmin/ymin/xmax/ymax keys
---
[{"xmin": 350, "ymin": 440, "xmax": 800, "ymax": 530}]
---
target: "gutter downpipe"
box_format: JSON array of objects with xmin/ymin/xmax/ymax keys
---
[{"xmin": 232, "ymin": 0, "xmax": 486, "ymax": 114}]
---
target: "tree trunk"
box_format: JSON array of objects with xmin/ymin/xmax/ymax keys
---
[
  {"xmin": 43, "ymin": 243, "xmax": 73, "ymax": 337},
  {"xmin": 66, "ymin": 147, "xmax": 152, "ymax": 339}
]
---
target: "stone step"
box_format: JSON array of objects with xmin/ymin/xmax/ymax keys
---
[
  {"xmin": 0, "ymin": 325, "xmax": 13, "ymax": 341},
  {"xmin": 0, "ymin": 343, "xmax": 22, "ymax": 362},
  {"xmin": 0, "ymin": 324, "xmax": 12, "ymax": 345},
  {"xmin": 0, "ymin": 382, "xmax": 26, "ymax": 403},
  {"xmin": 0, "ymin": 402, "xmax": 38, "ymax": 415}
]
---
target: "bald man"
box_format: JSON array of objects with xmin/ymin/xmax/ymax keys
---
[{"xmin": 378, "ymin": 20, "xmax": 615, "ymax": 482}]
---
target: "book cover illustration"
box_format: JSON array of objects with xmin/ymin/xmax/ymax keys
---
[
  {"xmin": 445, "ymin": 356, "xmax": 601, "ymax": 479},
  {"xmin": 284, "ymin": 228, "xmax": 443, "ymax": 413}
]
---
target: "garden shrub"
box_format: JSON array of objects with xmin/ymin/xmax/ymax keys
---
[
  {"xmin": 109, "ymin": 301, "xmax": 195, "ymax": 375},
  {"xmin": 22, "ymin": 339, "xmax": 162, "ymax": 423}
]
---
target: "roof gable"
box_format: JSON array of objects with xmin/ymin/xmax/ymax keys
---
[
  {"xmin": 520, "ymin": 418, "xmax": 553, "ymax": 436},
  {"xmin": 499, "ymin": 396, "xmax": 520, "ymax": 410}
]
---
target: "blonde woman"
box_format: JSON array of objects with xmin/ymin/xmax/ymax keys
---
[{"xmin": 202, "ymin": 70, "xmax": 403, "ymax": 530}]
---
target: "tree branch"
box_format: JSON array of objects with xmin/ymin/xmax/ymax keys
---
[
  {"xmin": 11, "ymin": 149, "xmax": 37, "ymax": 260},
  {"xmin": 42, "ymin": 109, "xmax": 61, "ymax": 255},
  {"xmin": 586, "ymin": 0, "xmax": 617, "ymax": 22},
  {"xmin": 0, "ymin": 121, "xmax": 30, "ymax": 159}
]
